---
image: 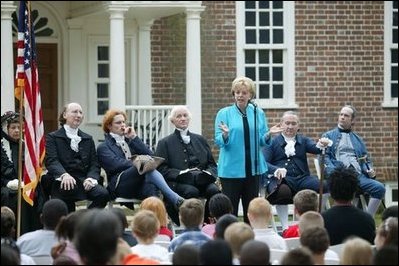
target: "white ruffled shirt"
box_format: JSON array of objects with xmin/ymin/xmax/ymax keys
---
[
  {"xmin": 176, "ymin": 128, "xmax": 190, "ymax": 144},
  {"xmin": 64, "ymin": 125, "xmax": 81, "ymax": 152},
  {"xmin": 283, "ymin": 135, "xmax": 296, "ymax": 158},
  {"xmin": 110, "ymin": 132, "xmax": 132, "ymax": 159}
]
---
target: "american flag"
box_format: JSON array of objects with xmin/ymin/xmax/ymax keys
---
[{"xmin": 15, "ymin": 1, "xmax": 45, "ymax": 206}]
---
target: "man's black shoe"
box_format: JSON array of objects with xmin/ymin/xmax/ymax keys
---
[{"xmin": 175, "ymin": 198, "xmax": 185, "ymax": 210}]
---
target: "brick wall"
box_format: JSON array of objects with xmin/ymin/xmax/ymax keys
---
[
  {"xmin": 294, "ymin": 1, "xmax": 397, "ymax": 181},
  {"xmin": 151, "ymin": 1, "xmax": 397, "ymax": 181}
]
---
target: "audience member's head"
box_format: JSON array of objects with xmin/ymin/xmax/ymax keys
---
[
  {"xmin": 55, "ymin": 209, "xmax": 87, "ymax": 241},
  {"xmin": 108, "ymin": 208, "xmax": 138, "ymax": 247},
  {"xmin": 200, "ymin": 239, "xmax": 232, "ymax": 265},
  {"xmin": 172, "ymin": 244, "xmax": 200, "ymax": 265},
  {"xmin": 374, "ymin": 217, "xmax": 398, "ymax": 249},
  {"xmin": 74, "ymin": 209, "xmax": 121, "ymax": 265},
  {"xmin": 328, "ymin": 165, "xmax": 359, "ymax": 202},
  {"xmin": 298, "ymin": 211, "xmax": 324, "ymax": 235},
  {"xmin": 381, "ymin": 205, "xmax": 398, "ymax": 221},
  {"xmin": 224, "ymin": 222, "xmax": 254, "ymax": 259},
  {"xmin": 109, "ymin": 208, "xmax": 129, "ymax": 231},
  {"xmin": 140, "ymin": 196, "xmax": 169, "ymax": 227},
  {"xmin": 293, "ymin": 189, "xmax": 318, "ymax": 217},
  {"xmin": 300, "ymin": 227, "xmax": 330, "ymax": 265},
  {"xmin": 131, "ymin": 209, "xmax": 160, "ymax": 242},
  {"xmin": 300, "ymin": 227, "xmax": 330, "ymax": 255},
  {"xmin": 240, "ymin": 240, "xmax": 270, "ymax": 265},
  {"xmin": 280, "ymin": 247, "xmax": 314, "ymax": 265},
  {"xmin": 340, "ymin": 237, "xmax": 373, "ymax": 265},
  {"xmin": 373, "ymin": 245, "xmax": 398, "ymax": 265},
  {"xmin": 208, "ymin": 193, "xmax": 233, "ymax": 222},
  {"xmin": 1, "ymin": 207, "xmax": 15, "ymax": 238},
  {"xmin": 179, "ymin": 198, "xmax": 204, "ymax": 228},
  {"xmin": 42, "ymin": 198, "xmax": 68, "ymax": 230},
  {"xmin": 214, "ymin": 214, "xmax": 238, "ymax": 239},
  {"xmin": 247, "ymin": 197, "xmax": 273, "ymax": 228},
  {"xmin": 1, "ymin": 238, "xmax": 20, "ymax": 265}
]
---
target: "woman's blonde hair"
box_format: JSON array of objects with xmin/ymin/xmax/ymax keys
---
[
  {"xmin": 231, "ymin": 76, "xmax": 256, "ymax": 98},
  {"xmin": 340, "ymin": 237, "xmax": 373, "ymax": 265},
  {"xmin": 140, "ymin": 196, "xmax": 169, "ymax": 226}
]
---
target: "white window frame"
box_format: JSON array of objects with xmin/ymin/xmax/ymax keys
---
[
  {"xmin": 88, "ymin": 36, "xmax": 110, "ymax": 122},
  {"xmin": 236, "ymin": 1, "xmax": 297, "ymax": 109},
  {"xmin": 383, "ymin": 1, "xmax": 398, "ymax": 108},
  {"xmin": 88, "ymin": 36, "xmax": 133, "ymax": 122}
]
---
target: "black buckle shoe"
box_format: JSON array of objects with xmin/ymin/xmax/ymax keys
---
[{"xmin": 175, "ymin": 198, "xmax": 185, "ymax": 210}]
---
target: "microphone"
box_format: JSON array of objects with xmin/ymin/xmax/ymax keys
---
[{"xmin": 249, "ymin": 100, "xmax": 257, "ymax": 107}]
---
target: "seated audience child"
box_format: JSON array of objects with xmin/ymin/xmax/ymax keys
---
[{"xmin": 130, "ymin": 209, "xmax": 169, "ymax": 263}]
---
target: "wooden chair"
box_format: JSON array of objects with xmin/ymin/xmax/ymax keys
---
[
  {"xmin": 102, "ymin": 169, "xmax": 143, "ymax": 209},
  {"xmin": 314, "ymin": 158, "xmax": 331, "ymax": 209},
  {"xmin": 314, "ymin": 158, "xmax": 367, "ymax": 211},
  {"xmin": 108, "ymin": 197, "xmax": 142, "ymax": 209}
]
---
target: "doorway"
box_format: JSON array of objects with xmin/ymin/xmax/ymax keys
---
[{"xmin": 14, "ymin": 43, "xmax": 58, "ymax": 135}]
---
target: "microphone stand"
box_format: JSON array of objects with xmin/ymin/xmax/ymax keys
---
[
  {"xmin": 318, "ymin": 148, "xmax": 326, "ymax": 213},
  {"xmin": 250, "ymin": 101, "xmax": 260, "ymax": 192}
]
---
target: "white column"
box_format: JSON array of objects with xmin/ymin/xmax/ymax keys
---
[
  {"xmin": 137, "ymin": 19, "xmax": 154, "ymax": 105},
  {"xmin": 185, "ymin": 7, "xmax": 204, "ymax": 134},
  {"xmin": 66, "ymin": 19, "xmax": 84, "ymax": 104},
  {"xmin": 1, "ymin": 1, "xmax": 17, "ymax": 114},
  {"xmin": 108, "ymin": 7, "xmax": 128, "ymax": 111}
]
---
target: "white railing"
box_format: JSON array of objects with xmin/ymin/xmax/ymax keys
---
[{"xmin": 125, "ymin": 105, "xmax": 175, "ymax": 151}]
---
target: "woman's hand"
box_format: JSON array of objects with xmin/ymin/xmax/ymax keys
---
[
  {"xmin": 124, "ymin": 126, "xmax": 137, "ymax": 139},
  {"xmin": 218, "ymin": 121, "xmax": 229, "ymax": 139}
]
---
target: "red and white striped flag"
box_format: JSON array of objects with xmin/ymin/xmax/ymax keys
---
[{"xmin": 15, "ymin": 1, "xmax": 45, "ymax": 206}]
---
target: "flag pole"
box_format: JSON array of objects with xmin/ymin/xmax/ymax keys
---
[
  {"xmin": 16, "ymin": 84, "xmax": 24, "ymax": 238},
  {"xmin": 16, "ymin": 1, "xmax": 32, "ymax": 238}
]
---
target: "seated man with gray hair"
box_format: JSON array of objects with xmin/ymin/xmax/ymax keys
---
[{"xmin": 156, "ymin": 106, "xmax": 220, "ymax": 224}]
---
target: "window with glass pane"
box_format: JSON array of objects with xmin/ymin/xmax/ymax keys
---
[
  {"xmin": 243, "ymin": 1, "xmax": 285, "ymax": 100},
  {"xmin": 96, "ymin": 46, "xmax": 110, "ymax": 115}
]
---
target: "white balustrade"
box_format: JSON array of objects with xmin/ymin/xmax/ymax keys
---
[{"xmin": 125, "ymin": 105, "xmax": 175, "ymax": 150}]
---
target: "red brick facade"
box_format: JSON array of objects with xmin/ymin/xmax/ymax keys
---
[{"xmin": 151, "ymin": 1, "xmax": 397, "ymax": 182}]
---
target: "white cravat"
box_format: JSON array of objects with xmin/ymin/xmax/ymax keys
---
[
  {"xmin": 64, "ymin": 125, "xmax": 81, "ymax": 152},
  {"xmin": 283, "ymin": 135, "xmax": 296, "ymax": 158},
  {"xmin": 110, "ymin": 132, "xmax": 132, "ymax": 159},
  {"xmin": 177, "ymin": 128, "xmax": 190, "ymax": 144}
]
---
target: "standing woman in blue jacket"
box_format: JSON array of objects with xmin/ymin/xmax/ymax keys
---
[{"xmin": 215, "ymin": 76, "xmax": 274, "ymax": 223}]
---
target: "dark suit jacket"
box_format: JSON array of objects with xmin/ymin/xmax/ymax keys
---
[
  {"xmin": 97, "ymin": 133, "xmax": 153, "ymax": 191},
  {"xmin": 45, "ymin": 127, "xmax": 101, "ymax": 181},
  {"xmin": 155, "ymin": 130, "xmax": 217, "ymax": 182},
  {"xmin": 263, "ymin": 134, "xmax": 322, "ymax": 176},
  {"xmin": 1, "ymin": 144, "xmax": 17, "ymax": 187}
]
